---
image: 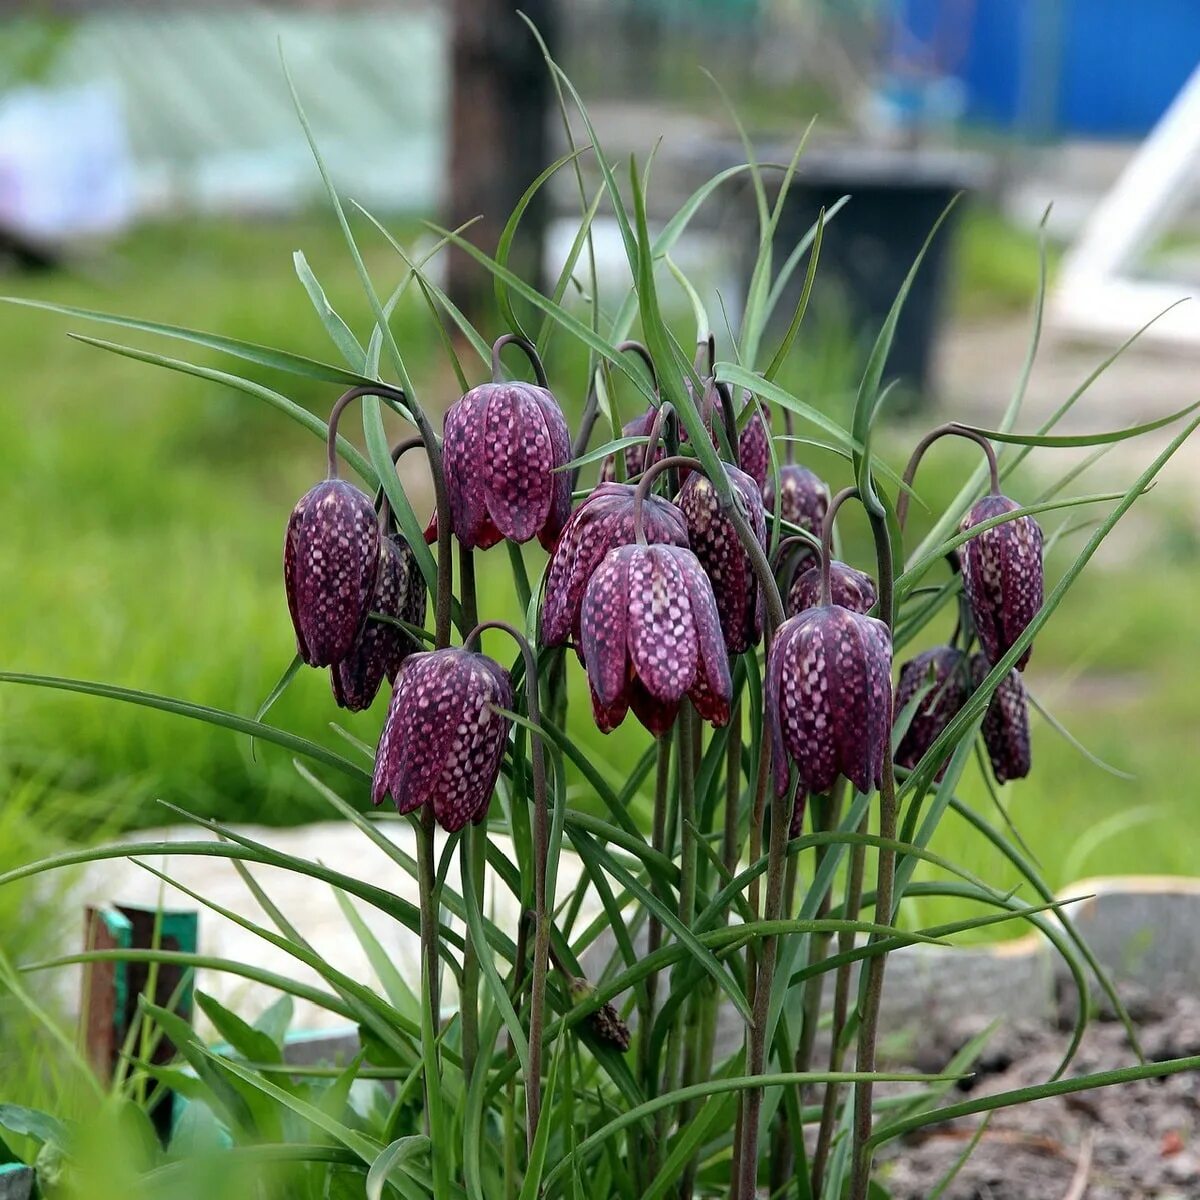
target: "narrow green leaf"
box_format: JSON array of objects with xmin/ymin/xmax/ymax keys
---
[
  {"xmin": 66, "ymin": 334, "xmax": 378, "ymax": 486},
  {"xmin": 1, "ymin": 295, "xmax": 375, "ymax": 387},
  {"xmin": 293, "ymin": 250, "xmax": 368, "ymax": 368},
  {"xmin": 367, "ymin": 1136, "xmax": 429, "ymax": 1200},
  {"xmin": 956, "ymin": 400, "xmax": 1200, "ymax": 447},
  {"xmin": 0, "ymin": 671, "xmax": 369, "ymax": 781}
]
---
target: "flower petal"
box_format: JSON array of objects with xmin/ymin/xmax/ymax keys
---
[
  {"xmin": 483, "ymin": 383, "xmax": 555, "ymax": 544},
  {"xmin": 581, "ymin": 547, "xmax": 633, "ymax": 709},
  {"xmin": 627, "ymin": 546, "xmax": 698, "ymax": 706}
]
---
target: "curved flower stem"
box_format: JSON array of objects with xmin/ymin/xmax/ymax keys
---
[
  {"xmin": 375, "ymin": 436, "xmax": 425, "ymax": 530},
  {"xmin": 617, "ymin": 338, "xmax": 659, "ymax": 389},
  {"xmin": 632, "ymin": 455, "xmax": 786, "ymax": 633},
  {"xmin": 491, "ymin": 332, "xmax": 550, "ymax": 388},
  {"xmin": 819, "ymin": 486, "xmax": 862, "ymax": 606},
  {"xmin": 849, "ymin": 501, "xmax": 900, "ymax": 1200},
  {"xmin": 896, "ymin": 423, "xmax": 1001, "ymax": 530},
  {"xmin": 464, "ymin": 619, "xmax": 550, "ymax": 1155},
  {"xmin": 323, "ymin": 382, "xmax": 452, "ymax": 647},
  {"xmin": 713, "ymin": 380, "xmax": 741, "ymax": 468}
]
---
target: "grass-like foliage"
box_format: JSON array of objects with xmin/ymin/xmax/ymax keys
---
[{"xmin": 1, "ymin": 32, "xmax": 1198, "ymax": 1200}]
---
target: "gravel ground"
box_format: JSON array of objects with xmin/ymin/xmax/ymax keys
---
[{"xmin": 879, "ymin": 991, "xmax": 1200, "ymax": 1199}]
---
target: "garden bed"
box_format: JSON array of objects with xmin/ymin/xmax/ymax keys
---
[{"xmin": 879, "ymin": 989, "xmax": 1200, "ymax": 1198}]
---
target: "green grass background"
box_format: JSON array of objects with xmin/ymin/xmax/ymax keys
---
[{"xmin": 0, "ymin": 206, "xmax": 1196, "ymax": 952}]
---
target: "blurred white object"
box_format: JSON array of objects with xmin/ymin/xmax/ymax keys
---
[
  {"xmin": 0, "ymin": 83, "xmax": 134, "ymax": 242},
  {"xmin": 1054, "ymin": 65, "xmax": 1200, "ymax": 347}
]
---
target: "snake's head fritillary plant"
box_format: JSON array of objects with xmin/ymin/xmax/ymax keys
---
[
  {"xmin": 371, "ymin": 646, "xmax": 513, "ymax": 832},
  {"xmin": 284, "ymin": 478, "xmax": 380, "ymax": 668},
  {"xmin": 972, "ymin": 653, "xmax": 1033, "ymax": 783},
  {"xmin": 767, "ymin": 604, "xmax": 892, "ymax": 800},
  {"xmin": 540, "ymin": 482, "xmax": 689, "ymax": 648},
  {"xmin": 579, "ymin": 543, "xmax": 732, "ymax": 736},
  {"xmin": 677, "ymin": 464, "xmax": 768, "ymax": 654},
  {"xmin": 788, "ymin": 560, "xmax": 878, "ymax": 617},
  {"xmin": 894, "ymin": 645, "xmax": 969, "ymax": 778},
  {"xmin": 433, "ymin": 378, "xmax": 572, "ymax": 551},
  {"xmin": 598, "ymin": 405, "xmax": 664, "ymax": 483},
  {"xmin": 960, "ymin": 493, "xmax": 1043, "ymax": 670},
  {"xmin": 332, "ymin": 532, "xmax": 426, "ymax": 712}
]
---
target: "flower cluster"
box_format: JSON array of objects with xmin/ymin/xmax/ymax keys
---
[{"xmin": 282, "ymin": 348, "xmax": 1045, "ymax": 834}]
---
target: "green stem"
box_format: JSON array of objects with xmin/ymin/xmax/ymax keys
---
[
  {"xmin": 733, "ymin": 768, "xmax": 796, "ymax": 1200},
  {"xmin": 660, "ymin": 705, "xmax": 698, "ymax": 1140},
  {"xmin": 811, "ymin": 820, "xmax": 868, "ymax": 1195},
  {"xmin": 639, "ymin": 730, "xmax": 673, "ymax": 1190},
  {"xmin": 849, "ymin": 504, "xmax": 899, "ymax": 1200},
  {"xmin": 417, "ymin": 808, "xmax": 440, "ymax": 1122},
  {"xmin": 722, "ymin": 700, "xmax": 743, "ymax": 876},
  {"xmin": 458, "ymin": 546, "xmax": 481, "ymax": 1082}
]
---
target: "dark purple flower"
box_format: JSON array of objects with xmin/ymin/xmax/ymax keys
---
[
  {"xmin": 763, "ymin": 464, "xmax": 829, "ymax": 539},
  {"xmin": 433, "ymin": 381, "xmax": 572, "ymax": 551},
  {"xmin": 767, "ymin": 605, "xmax": 892, "ymax": 797},
  {"xmin": 787, "ymin": 561, "xmax": 877, "ymax": 617},
  {"xmin": 372, "ymin": 647, "xmax": 513, "ymax": 832},
  {"xmin": 677, "ymin": 464, "xmax": 767, "ymax": 654},
  {"xmin": 894, "ymin": 646, "xmax": 969, "ymax": 779},
  {"xmin": 579, "ymin": 543, "xmax": 732, "ymax": 735},
  {"xmin": 737, "ymin": 397, "xmax": 771, "ymax": 490},
  {"xmin": 332, "ymin": 533, "xmax": 427, "ymax": 711},
  {"xmin": 971, "ymin": 653, "xmax": 1032, "ymax": 783},
  {"xmin": 284, "ymin": 479, "xmax": 380, "ymax": 668},
  {"xmin": 959, "ymin": 494, "xmax": 1043, "ymax": 670},
  {"xmin": 541, "ymin": 482, "xmax": 689, "ymax": 648}
]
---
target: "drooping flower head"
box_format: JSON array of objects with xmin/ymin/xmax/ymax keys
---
[
  {"xmin": 894, "ymin": 646, "xmax": 969, "ymax": 778},
  {"xmin": 433, "ymin": 336, "xmax": 571, "ymax": 551},
  {"xmin": 598, "ymin": 405, "xmax": 666, "ymax": 483},
  {"xmin": 285, "ymin": 478, "xmax": 380, "ymax": 668},
  {"xmin": 787, "ymin": 560, "xmax": 877, "ymax": 617},
  {"xmin": 372, "ymin": 647, "xmax": 512, "ymax": 832},
  {"xmin": 580, "ymin": 543, "xmax": 732, "ymax": 735},
  {"xmin": 959, "ymin": 493, "xmax": 1043, "ymax": 670},
  {"xmin": 677, "ymin": 464, "xmax": 768, "ymax": 654},
  {"xmin": 767, "ymin": 605, "xmax": 892, "ymax": 798},
  {"xmin": 736, "ymin": 392, "xmax": 771, "ymax": 490},
  {"xmin": 332, "ymin": 532, "xmax": 427, "ymax": 711},
  {"xmin": 971, "ymin": 653, "xmax": 1032, "ymax": 783},
  {"xmin": 541, "ymin": 482, "xmax": 689, "ymax": 648}
]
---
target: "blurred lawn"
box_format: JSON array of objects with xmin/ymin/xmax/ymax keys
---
[{"xmin": 0, "ymin": 206, "xmax": 1197, "ymax": 940}]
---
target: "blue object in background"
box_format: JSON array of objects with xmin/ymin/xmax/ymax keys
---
[{"xmin": 895, "ymin": 0, "xmax": 1200, "ymax": 138}]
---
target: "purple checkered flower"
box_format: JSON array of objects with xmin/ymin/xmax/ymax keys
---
[
  {"xmin": 332, "ymin": 533, "xmax": 427, "ymax": 711},
  {"xmin": 432, "ymin": 380, "xmax": 572, "ymax": 551},
  {"xmin": 894, "ymin": 646, "xmax": 968, "ymax": 779},
  {"xmin": 737, "ymin": 396, "xmax": 771, "ymax": 490},
  {"xmin": 767, "ymin": 605, "xmax": 892, "ymax": 798},
  {"xmin": 677, "ymin": 464, "xmax": 767, "ymax": 653},
  {"xmin": 284, "ymin": 479, "xmax": 380, "ymax": 668},
  {"xmin": 371, "ymin": 647, "xmax": 513, "ymax": 832},
  {"xmin": 972, "ymin": 653, "xmax": 1032, "ymax": 783},
  {"xmin": 541, "ymin": 482, "xmax": 689, "ymax": 648},
  {"xmin": 959, "ymin": 494, "xmax": 1043, "ymax": 670},
  {"xmin": 598, "ymin": 406, "xmax": 667, "ymax": 484},
  {"xmin": 763, "ymin": 464, "xmax": 829, "ymax": 541},
  {"xmin": 579, "ymin": 543, "xmax": 732, "ymax": 736},
  {"xmin": 788, "ymin": 561, "xmax": 877, "ymax": 617}
]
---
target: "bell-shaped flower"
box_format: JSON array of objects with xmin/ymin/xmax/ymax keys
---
[
  {"xmin": 959, "ymin": 494, "xmax": 1043, "ymax": 670},
  {"xmin": 371, "ymin": 647, "xmax": 513, "ymax": 832},
  {"xmin": 788, "ymin": 560, "xmax": 877, "ymax": 617},
  {"xmin": 972, "ymin": 653, "xmax": 1032, "ymax": 783},
  {"xmin": 436, "ymin": 380, "xmax": 572, "ymax": 550},
  {"xmin": 541, "ymin": 482, "xmax": 689, "ymax": 648},
  {"xmin": 736, "ymin": 396, "xmax": 771, "ymax": 490},
  {"xmin": 332, "ymin": 533, "xmax": 427, "ymax": 711},
  {"xmin": 677, "ymin": 464, "xmax": 767, "ymax": 654},
  {"xmin": 894, "ymin": 646, "xmax": 968, "ymax": 778},
  {"xmin": 579, "ymin": 544, "xmax": 732, "ymax": 735},
  {"xmin": 284, "ymin": 479, "xmax": 380, "ymax": 667},
  {"xmin": 767, "ymin": 604, "xmax": 892, "ymax": 797}
]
